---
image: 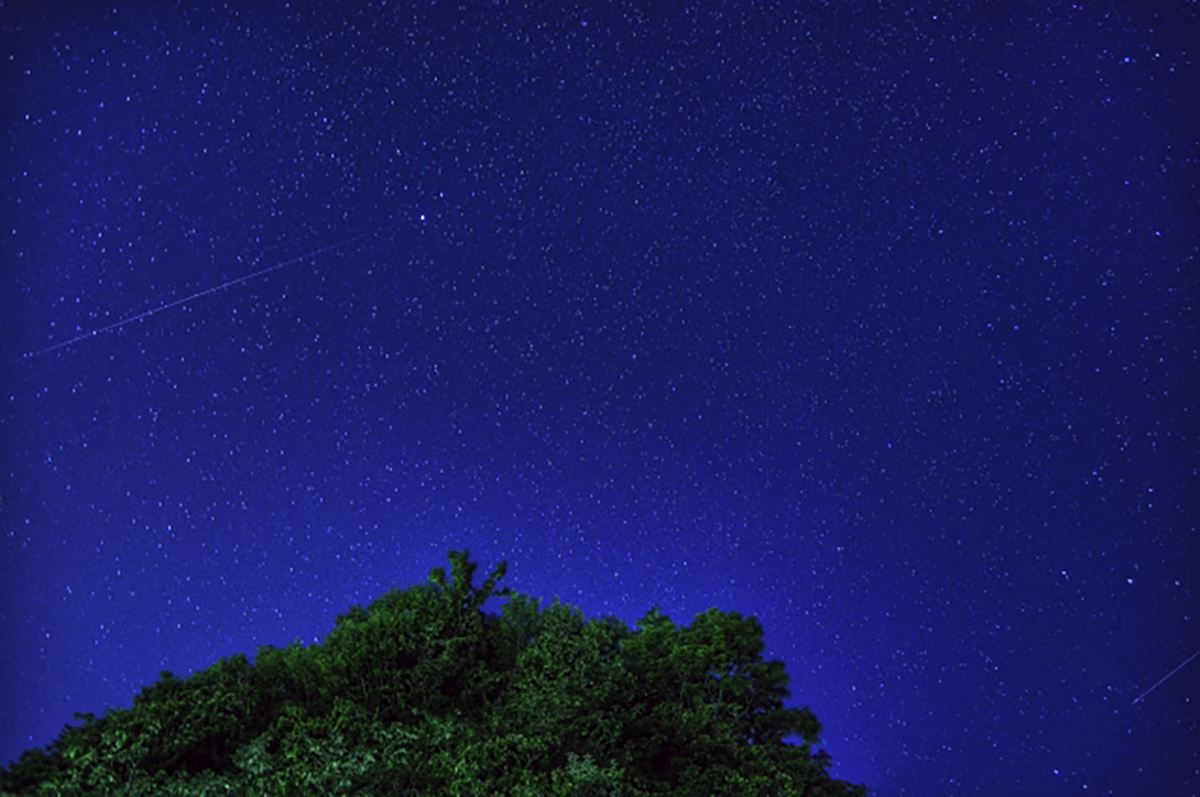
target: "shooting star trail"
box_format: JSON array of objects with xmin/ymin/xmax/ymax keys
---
[
  {"xmin": 1131, "ymin": 648, "xmax": 1200, "ymax": 705},
  {"xmin": 9, "ymin": 233, "xmax": 369, "ymax": 364}
]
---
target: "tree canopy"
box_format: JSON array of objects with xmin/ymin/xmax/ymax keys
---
[{"xmin": 0, "ymin": 550, "xmax": 868, "ymax": 796}]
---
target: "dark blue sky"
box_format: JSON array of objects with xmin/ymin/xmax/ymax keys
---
[{"xmin": 2, "ymin": 2, "xmax": 1196, "ymax": 793}]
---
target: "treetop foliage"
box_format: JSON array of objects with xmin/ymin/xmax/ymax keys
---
[{"xmin": 1, "ymin": 549, "xmax": 867, "ymax": 796}]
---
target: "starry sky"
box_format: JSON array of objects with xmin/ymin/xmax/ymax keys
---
[{"xmin": 1, "ymin": 1, "xmax": 1197, "ymax": 793}]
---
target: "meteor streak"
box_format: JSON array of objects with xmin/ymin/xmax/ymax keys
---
[
  {"xmin": 10, "ymin": 233, "xmax": 369, "ymax": 363},
  {"xmin": 1131, "ymin": 648, "xmax": 1200, "ymax": 705}
]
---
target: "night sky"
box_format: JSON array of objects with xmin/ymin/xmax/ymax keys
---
[{"xmin": 2, "ymin": 2, "xmax": 1197, "ymax": 794}]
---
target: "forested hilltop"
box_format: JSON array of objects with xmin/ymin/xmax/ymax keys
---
[{"xmin": 1, "ymin": 551, "xmax": 868, "ymax": 796}]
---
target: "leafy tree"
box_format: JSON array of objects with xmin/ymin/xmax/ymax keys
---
[{"xmin": 0, "ymin": 549, "xmax": 867, "ymax": 796}]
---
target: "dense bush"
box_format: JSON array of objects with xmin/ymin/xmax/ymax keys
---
[{"xmin": 1, "ymin": 550, "xmax": 867, "ymax": 796}]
